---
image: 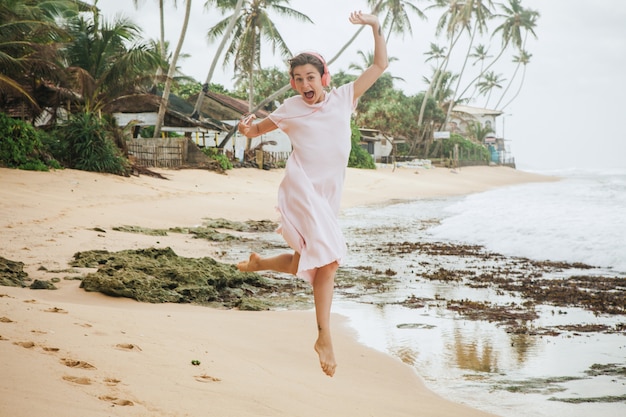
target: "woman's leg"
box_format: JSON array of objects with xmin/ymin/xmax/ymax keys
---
[
  {"xmin": 239, "ymin": 252, "xmax": 338, "ymax": 376},
  {"xmin": 237, "ymin": 252, "xmax": 300, "ymax": 275},
  {"xmin": 312, "ymin": 261, "xmax": 338, "ymax": 377}
]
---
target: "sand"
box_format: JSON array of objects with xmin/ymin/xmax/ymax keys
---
[{"xmin": 0, "ymin": 165, "xmax": 555, "ymax": 417}]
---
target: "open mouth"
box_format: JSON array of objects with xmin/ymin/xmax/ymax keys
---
[{"xmin": 304, "ymin": 91, "xmax": 315, "ymax": 100}]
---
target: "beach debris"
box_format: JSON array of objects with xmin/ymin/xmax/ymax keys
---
[
  {"xmin": 549, "ymin": 394, "xmax": 626, "ymax": 404},
  {"xmin": 0, "ymin": 256, "xmax": 28, "ymax": 287},
  {"xmin": 396, "ymin": 323, "xmax": 436, "ymax": 330},
  {"xmin": 191, "ymin": 359, "xmax": 201, "ymax": 366},
  {"xmin": 44, "ymin": 307, "xmax": 67, "ymax": 314},
  {"xmin": 585, "ymin": 363, "xmax": 626, "ymax": 377}
]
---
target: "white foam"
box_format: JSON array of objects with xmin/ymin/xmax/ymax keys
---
[{"xmin": 428, "ymin": 172, "xmax": 626, "ymax": 273}]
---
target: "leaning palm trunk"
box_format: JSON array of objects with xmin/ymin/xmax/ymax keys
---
[
  {"xmin": 442, "ymin": 24, "xmax": 479, "ymax": 129},
  {"xmin": 495, "ymin": 32, "xmax": 530, "ymax": 109},
  {"xmin": 154, "ymin": 0, "xmax": 192, "ymax": 138},
  {"xmin": 455, "ymin": 44, "xmax": 506, "ymax": 106},
  {"xmin": 191, "ymin": 0, "xmax": 244, "ymax": 119},
  {"xmin": 499, "ymin": 59, "xmax": 527, "ymax": 110}
]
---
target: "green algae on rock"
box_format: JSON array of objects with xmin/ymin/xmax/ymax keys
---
[
  {"xmin": 0, "ymin": 256, "xmax": 28, "ymax": 287},
  {"xmin": 73, "ymin": 247, "xmax": 308, "ymax": 310},
  {"xmin": 111, "ymin": 219, "xmax": 278, "ymax": 242}
]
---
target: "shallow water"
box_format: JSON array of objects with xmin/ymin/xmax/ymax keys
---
[{"xmin": 334, "ymin": 170, "xmax": 626, "ymax": 417}]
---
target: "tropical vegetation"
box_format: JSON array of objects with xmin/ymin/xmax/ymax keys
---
[{"xmin": 1, "ymin": 0, "xmax": 540, "ymax": 174}]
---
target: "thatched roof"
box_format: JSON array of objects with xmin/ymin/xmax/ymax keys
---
[
  {"xmin": 189, "ymin": 91, "xmax": 269, "ymax": 121},
  {"xmin": 0, "ymin": 82, "xmax": 83, "ymax": 122},
  {"xmin": 106, "ymin": 93, "xmax": 232, "ymax": 132}
]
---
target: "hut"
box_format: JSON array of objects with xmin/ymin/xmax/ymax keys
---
[{"xmin": 106, "ymin": 93, "xmax": 231, "ymax": 168}]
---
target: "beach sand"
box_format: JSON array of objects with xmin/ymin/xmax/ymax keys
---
[{"xmin": 0, "ymin": 165, "xmax": 555, "ymax": 417}]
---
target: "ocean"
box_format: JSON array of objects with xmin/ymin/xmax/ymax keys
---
[
  {"xmin": 429, "ymin": 168, "xmax": 626, "ymax": 274},
  {"xmin": 334, "ymin": 168, "xmax": 626, "ymax": 417}
]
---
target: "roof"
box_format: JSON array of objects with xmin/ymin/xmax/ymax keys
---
[
  {"xmin": 189, "ymin": 91, "xmax": 269, "ymax": 121},
  {"xmin": 105, "ymin": 93, "xmax": 232, "ymax": 132},
  {"xmin": 452, "ymin": 105, "xmax": 503, "ymax": 116}
]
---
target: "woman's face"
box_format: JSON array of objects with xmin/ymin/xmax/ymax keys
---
[{"xmin": 291, "ymin": 64, "xmax": 325, "ymax": 104}]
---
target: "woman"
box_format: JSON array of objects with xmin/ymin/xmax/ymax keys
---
[{"xmin": 237, "ymin": 10, "xmax": 388, "ymax": 377}]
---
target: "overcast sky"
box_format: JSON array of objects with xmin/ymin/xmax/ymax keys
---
[{"xmin": 97, "ymin": 0, "xmax": 626, "ymax": 171}]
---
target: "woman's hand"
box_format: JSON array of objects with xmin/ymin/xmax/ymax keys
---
[
  {"xmin": 238, "ymin": 114, "xmax": 256, "ymax": 137},
  {"xmin": 349, "ymin": 10, "xmax": 379, "ymax": 28}
]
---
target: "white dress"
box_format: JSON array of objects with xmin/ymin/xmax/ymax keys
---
[{"xmin": 269, "ymin": 82, "xmax": 357, "ymax": 283}]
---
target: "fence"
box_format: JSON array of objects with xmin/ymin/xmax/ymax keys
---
[{"xmin": 127, "ymin": 138, "xmax": 185, "ymax": 168}]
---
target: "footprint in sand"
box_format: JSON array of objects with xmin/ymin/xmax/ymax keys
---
[
  {"xmin": 0, "ymin": 335, "xmax": 8, "ymax": 341},
  {"xmin": 44, "ymin": 307, "xmax": 68, "ymax": 314},
  {"xmin": 75, "ymin": 322, "xmax": 93, "ymax": 328},
  {"xmin": 115, "ymin": 343, "xmax": 142, "ymax": 351},
  {"xmin": 23, "ymin": 299, "xmax": 37, "ymax": 304},
  {"xmin": 62, "ymin": 358, "xmax": 96, "ymax": 369},
  {"xmin": 14, "ymin": 341, "xmax": 36, "ymax": 349},
  {"xmin": 63, "ymin": 375, "xmax": 92, "ymax": 385},
  {"xmin": 42, "ymin": 346, "xmax": 60, "ymax": 353},
  {"xmin": 0, "ymin": 316, "xmax": 14, "ymax": 323},
  {"xmin": 194, "ymin": 374, "xmax": 221, "ymax": 383},
  {"xmin": 104, "ymin": 377, "xmax": 121, "ymax": 386},
  {"xmin": 98, "ymin": 395, "xmax": 134, "ymax": 406}
]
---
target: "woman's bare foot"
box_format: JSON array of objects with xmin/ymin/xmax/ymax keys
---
[
  {"xmin": 237, "ymin": 252, "xmax": 262, "ymax": 272},
  {"xmin": 314, "ymin": 330, "xmax": 336, "ymax": 377}
]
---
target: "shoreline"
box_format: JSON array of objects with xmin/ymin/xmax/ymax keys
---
[{"xmin": 0, "ymin": 165, "xmax": 555, "ymax": 417}]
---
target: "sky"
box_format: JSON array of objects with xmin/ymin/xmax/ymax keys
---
[{"xmin": 96, "ymin": 0, "xmax": 626, "ymax": 171}]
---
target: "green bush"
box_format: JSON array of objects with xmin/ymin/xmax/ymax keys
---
[
  {"xmin": 429, "ymin": 133, "xmax": 489, "ymax": 162},
  {"xmin": 0, "ymin": 113, "xmax": 59, "ymax": 171},
  {"xmin": 53, "ymin": 111, "xmax": 130, "ymax": 176},
  {"xmin": 348, "ymin": 120, "xmax": 375, "ymax": 169},
  {"xmin": 202, "ymin": 147, "xmax": 233, "ymax": 170}
]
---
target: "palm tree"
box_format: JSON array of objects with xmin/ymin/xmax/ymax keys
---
[
  {"xmin": 62, "ymin": 9, "xmax": 162, "ymax": 111},
  {"xmin": 366, "ymin": 0, "xmax": 426, "ymax": 43},
  {"xmin": 470, "ymin": 44, "xmax": 491, "ymax": 70},
  {"xmin": 476, "ymin": 70, "xmax": 504, "ymax": 108},
  {"xmin": 423, "ymin": 69, "xmax": 458, "ymax": 107},
  {"xmin": 455, "ymin": 0, "xmax": 539, "ymax": 103},
  {"xmin": 154, "ymin": 0, "xmax": 192, "ymax": 138},
  {"xmin": 206, "ymin": 0, "xmax": 312, "ymax": 113},
  {"xmin": 217, "ymin": 0, "xmax": 391, "ymax": 148},
  {"xmin": 416, "ymin": 0, "xmax": 467, "ymax": 130},
  {"xmin": 467, "ymin": 120, "xmax": 494, "ymax": 143},
  {"xmin": 467, "ymin": 43, "xmax": 491, "ymax": 101},
  {"xmin": 493, "ymin": 0, "xmax": 539, "ymax": 50},
  {"xmin": 0, "ymin": 0, "xmax": 88, "ymax": 115},
  {"xmin": 131, "ymin": 0, "xmax": 178, "ymax": 82},
  {"xmin": 190, "ymin": 0, "xmax": 244, "ymax": 119},
  {"xmin": 413, "ymin": 42, "xmax": 445, "ymax": 134},
  {"xmin": 496, "ymin": 49, "xmax": 531, "ymax": 110},
  {"xmin": 442, "ymin": 0, "xmax": 495, "ymax": 127},
  {"xmin": 348, "ymin": 50, "xmax": 403, "ymax": 81}
]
